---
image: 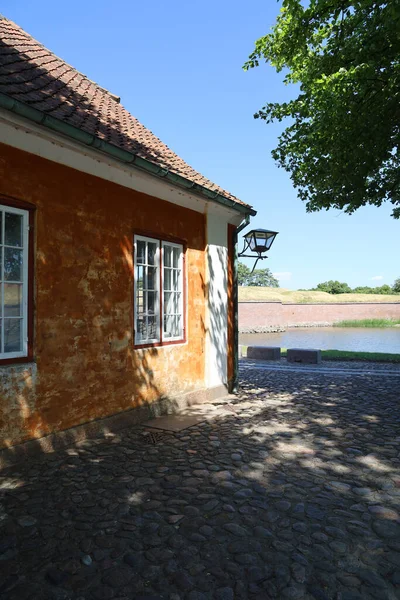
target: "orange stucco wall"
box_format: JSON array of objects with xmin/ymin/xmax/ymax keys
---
[{"xmin": 0, "ymin": 143, "xmax": 207, "ymax": 448}]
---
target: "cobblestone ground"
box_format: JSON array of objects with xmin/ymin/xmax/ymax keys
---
[{"xmin": 1, "ymin": 364, "xmax": 400, "ymax": 600}]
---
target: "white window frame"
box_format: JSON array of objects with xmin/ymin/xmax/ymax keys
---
[
  {"xmin": 161, "ymin": 241, "xmax": 184, "ymax": 343},
  {"xmin": 0, "ymin": 204, "xmax": 29, "ymax": 360},
  {"xmin": 133, "ymin": 235, "xmax": 184, "ymax": 346},
  {"xmin": 133, "ymin": 235, "xmax": 161, "ymax": 346}
]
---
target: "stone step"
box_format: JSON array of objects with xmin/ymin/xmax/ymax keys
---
[
  {"xmin": 287, "ymin": 348, "xmax": 322, "ymax": 364},
  {"xmin": 247, "ymin": 346, "xmax": 281, "ymax": 360}
]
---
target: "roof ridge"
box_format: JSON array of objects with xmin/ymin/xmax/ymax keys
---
[{"xmin": 0, "ymin": 14, "xmax": 252, "ymax": 209}]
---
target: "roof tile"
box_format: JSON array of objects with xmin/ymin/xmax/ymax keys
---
[{"xmin": 0, "ymin": 16, "xmax": 249, "ymax": 208}]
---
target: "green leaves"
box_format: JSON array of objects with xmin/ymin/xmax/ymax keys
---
[
  {"xmin": 309, "ymin": 280, "xmax": 400, "ymax": 294},
  {"xmin": 313, "ymin": 280, "xmax": 352, "ymax": 294},
  {"xmin": 245, "ymin": 0, "xmax": 400, "ymax": 217},
  {"xmin": 392, "ymin": 278, "xmax": 400, "ymax": 293},
  {"xmin": 237, "ymin": 262, "xmax": 279, "ymax": 287}
]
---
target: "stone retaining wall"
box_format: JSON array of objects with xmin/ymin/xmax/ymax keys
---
[{"xmin": 239, "ymin": 301, "xmax": 400, "ymax": 331}]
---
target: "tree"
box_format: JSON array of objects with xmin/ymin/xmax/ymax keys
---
[
  {"xmin": 237, "ymin": 261, "xmax": 279, "ymax": 287},
  {"xmin": 374, "ymin": 284, "xmax": 394, "ymax": 295},
  {"xmin": 250, "ymin": 268, "xmax": 280, "ymax": 287},
  {"xmin": 393, "ymin": 278, "xmax": 400, "ymax": 293},
  {"xmin": 237, "ymin": 261, "xmax": 251, "ymax": 286},
  {"xmin": 314, "ymin": 280, "xmax": 352, "ymax": 294},
  {"xmin": 244, "ymin": 1, "xmax": 400, "ymax": 218}
]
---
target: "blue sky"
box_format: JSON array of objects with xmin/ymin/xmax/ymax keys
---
[{"xmin": 3, "ymin": 0, "xmax": 399, "ymax": 290}]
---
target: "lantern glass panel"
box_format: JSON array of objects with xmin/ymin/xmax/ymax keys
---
[
  {"xmin": 254, "ymin": 232, "xmax": 267, "ymax": 252},
  {"xmin": 265, "ymin": 232, "xmax": 276, "ymax": 250},
  {"xmin": 243, "ymin": 229, "xmax": 278, "ymax": 255}
]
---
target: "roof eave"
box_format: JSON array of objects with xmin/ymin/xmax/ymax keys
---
[{"xmin": 0, "ymin": 92, "xmax": 256, "ymax": 218}]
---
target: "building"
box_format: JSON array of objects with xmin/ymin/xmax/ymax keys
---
[{"xmin": 0, "ymin": 16, "xmax": 255, "ymax": 451}]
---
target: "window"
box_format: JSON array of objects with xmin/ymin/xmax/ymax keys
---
[
  {"xmin": 134, "ymin": 235, "xmax": 184, "ymax": 346},
  {"xmin": 0, "ymin": 204, "xmax": 30, "ymax": 360}
]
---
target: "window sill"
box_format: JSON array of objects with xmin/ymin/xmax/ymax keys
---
[
  {"xmin": 134, "ymin": 338, "xmax": 186, "ymax": 350},
  {"xmin": 0, "ymin": 356, "xmax": 34, "ymax": 366}
]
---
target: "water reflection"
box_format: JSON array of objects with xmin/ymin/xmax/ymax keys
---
[{"xmin": 240, "ymin": 327, "xmax": 400, "ymax": 354}]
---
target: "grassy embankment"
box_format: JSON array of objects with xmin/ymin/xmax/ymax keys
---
[
  {"xmin": 240, "ymin": 346, "xmax": 400, "ymax": 363},
  {"xmin": 238, "ymin": 287, "xmax": 400, "ymax": 304},
  {"xmin": 333, "ymin": 319, "xmax": 400, "ymax": 328},
  {"xmin": 281, "ymin": 349, "xmax": 400, "ymax": 363}
]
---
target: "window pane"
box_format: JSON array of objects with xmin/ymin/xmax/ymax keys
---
[
  {"xmin": 147, "ymin": 315, "xmax": 157, "ymax": 339},
  {"xmin": 164, "ymin": 269, "xmax": 171, "ymax": 291},
  {"xmin": 136, "ymin": 290, "xmax": 144, "ymax": 313},
  {"xmin": 4, "ymin": 283, "xmax": 22, "ymax": 317},
  {"xmin": 4, "ymin": 318, "xmax": 22, "ymax": 352},
  {"xmin": 164, "ymin": 314, "xmax": 182, "ymax": 338},
  {"xmin": 164, "ymin": 292, "xmax": 171, "ymax": 316},
  {"xmin": 148, "ymin": 243, "xmax": 157, "ymax": 266},
  {"xmin": 173, "ymin": 247, "xmax": 180, "ymax": 268},
  {"xmin": 136, "ymin": 265, "xmax": 144, "ymax": 290},
  {"xmin": 173, "ymin": 292, "xmax": 180, "ymax": 313},
  {"xmin": 147, "ymin": 266, "xmax": 156, "ymax": 291},
  {"xmin": 136, "ymin": 241, "xmax": 146, "ymax": 264},
  {"xmin": 4, "ymin": 248, "xmax": 23, "ymax": 281},
  {"xmin": 175, "ymin": 315, "xmax": 182, "ymax": 337},
  {"xmin": 136, "ymin": 317, "xmax": 146, "ymax": 342},
  {"xmin": 167, "ymin": 316, "xmax": 178, "ymax": 337},
  {"xmin": 5, "ymin": 213, "xmax": 22, "ymax": 247},
  {"xmin": 147, "ymin": 291, "xmax": 156, "ymax": 315},
  {"xmin": 0, "ymin": 212, "xmax": 2, "ymax": 244},
  {"xmin": 164, "ymin": 315, "xmax": 172, "ymax": 338},
  {"xmin": 164, "ymin": 245, "xmax": 172, "ymax": 268},
  {"xmin": 173, "ymin": 270, "xmax": 180, "ymax": 291}
]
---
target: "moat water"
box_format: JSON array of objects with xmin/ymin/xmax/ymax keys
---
[{"xmin": 240, "ymin": 327, "xmax": 400, "ymax": 354}]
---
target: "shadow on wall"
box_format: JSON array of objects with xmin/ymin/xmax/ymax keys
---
[
  {"xmin": 0, "ymin": 343, "xmax": 182, "ymax": 457},
  {"xmin": 0, "ymin": 41, "xmax": 214, "ymax": 453},
  {"xmin": 0, "ymin": 367, "xmax": 398, "ymax": 597},
  {"xmin": 201, "ymin": 243, "xmax": 228, "ymax": 390},
  {"xmin": 0, "ymin": 242, "xmax": 155, "ymax": 450},
  {"xmin": 0, "ymin": 225, "xmax": 206, "ymax": 453}
]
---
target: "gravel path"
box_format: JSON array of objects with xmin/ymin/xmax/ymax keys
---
[{"xmin": 0, "ymin": 364, "xmax": 399, "ymax": 600}]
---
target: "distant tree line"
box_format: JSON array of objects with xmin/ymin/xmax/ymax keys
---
[
  {"xmin": 238, "ymin": 264, "xmax": 400, "ymax": 294},
  {"xmin": 304, "ymin": 279, "xmax": 400, "ymax": 295}
]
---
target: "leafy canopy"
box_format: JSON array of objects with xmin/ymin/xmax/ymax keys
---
[
  {"xmin": 313, "ymin": 280, "xmax": 352, "ymax": 294},
  {"xmin": 238, "ymin": 261, "xmax": 279, "ymax": 287},
  {"xmin": 393, "ymin": 277, "xmax": 400, "ymax": 293},
  {"xmin": 244, "ymin": 1, "xmax": 400, "ymax": 218}
]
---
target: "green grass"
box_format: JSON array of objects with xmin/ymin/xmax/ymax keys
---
[
  {"xmin": 239, "ymin": 287, "xmax": 400, "ymax": 304},
  {"xmin": 280, "ymin": 348, "xmax": 400, "ymax": 362},
  {"xmin": 240, "ymin": 345, "xmax": 400, "ymax": 363},
  {"xmin": 333, "ymin": 318, "xmax": 400, "ymax": 328}
]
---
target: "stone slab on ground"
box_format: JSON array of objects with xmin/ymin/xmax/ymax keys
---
[
  {"xmin": 143, "ymin": 401, "xmax": 236, "ymax": 432},
  {"xmin": 143, "ymin": 413, "xmax": 207, "ymax": 432},
  {"xmin": 287, "ymin": 347, "xmax": 322, "ymax": 364},
  {"xmin": 247, "ymin": 346, "xmax": 281, "ymax": 360}
]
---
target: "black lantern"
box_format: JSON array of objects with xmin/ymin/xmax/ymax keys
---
[{"xmin": 238, "ymin": 228, "xmax": 278, "ymax": 272}]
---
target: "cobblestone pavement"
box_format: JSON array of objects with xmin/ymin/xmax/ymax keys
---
[
  {"xmin": 1, "ymin": 364, "xmax": 400, "ymax": 600},
  {"xmin": 242, "ymin": 357, "xmax": 400, "ymax": 374}
]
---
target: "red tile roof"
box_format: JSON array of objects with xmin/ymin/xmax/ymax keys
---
[{"xmin": 0, "ymin": 16, "xmax": 250, "ymax": 208}]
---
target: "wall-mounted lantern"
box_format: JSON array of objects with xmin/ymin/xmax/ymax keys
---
[{"xmin": 238, "ymin": 228, "xmax": 278, "ymax": 272}]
